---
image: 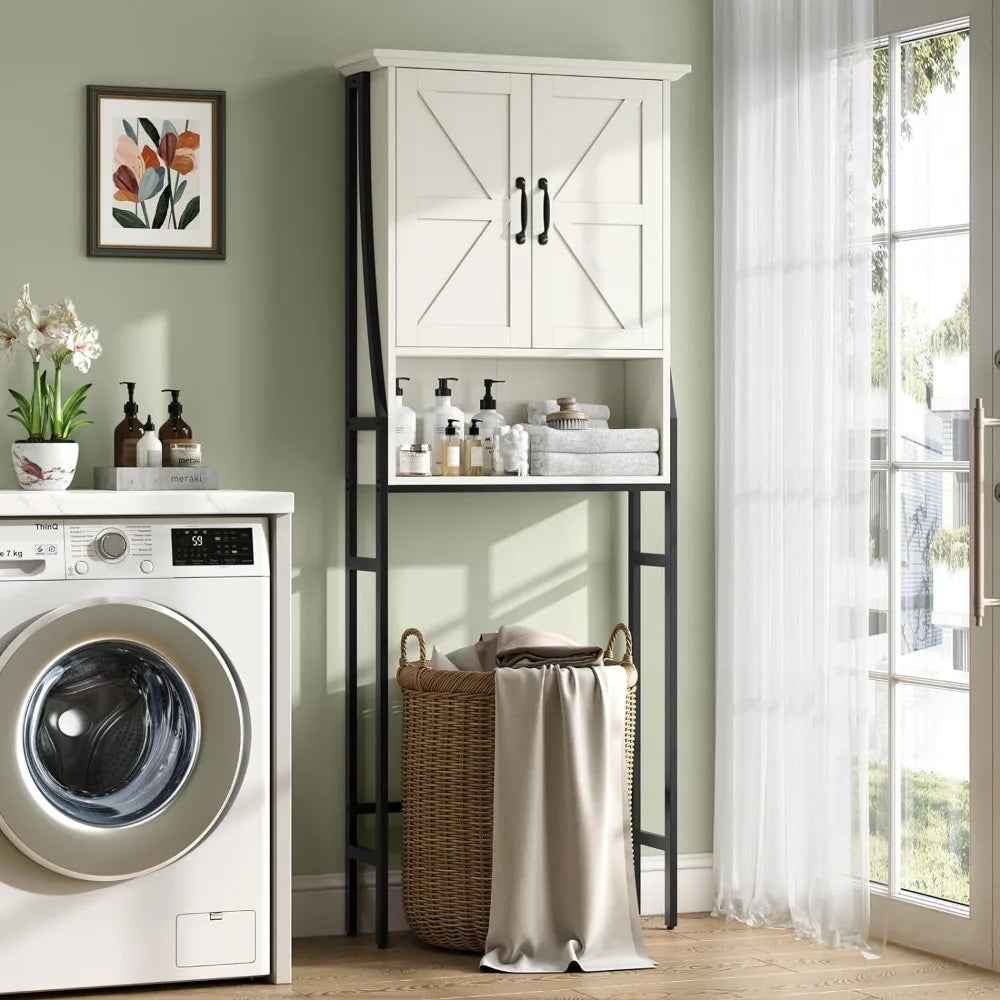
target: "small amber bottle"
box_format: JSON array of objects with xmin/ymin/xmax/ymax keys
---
[
  {"xmin": 159, "ymin": 388, "xmax": 193, "ymax": 467},
  {"xmin": 113, "ymin": 381, "xmax": 143, "ymax": 467},
  {"xmin": 463, "ymin": 419, "xmax": 484, "ymax": 476},
  {"xmin": 440, "ymin": 419, "xmax": 463, "ymax": 477}
]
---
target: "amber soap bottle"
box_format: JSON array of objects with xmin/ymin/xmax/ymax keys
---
[
  {"xmin": 113, "ymin": 381, "xmax": 143, "ymax": 467},
  {"xmin": 158, "ymin": 388, "xmax": 193, "ymax": 467}
]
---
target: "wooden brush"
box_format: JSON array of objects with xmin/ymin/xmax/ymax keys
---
[{"xmin": 545, "ymin": 397, "xmax": 590, "ymax": 430}]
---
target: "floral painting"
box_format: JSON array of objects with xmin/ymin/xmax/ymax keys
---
[{"xmin": 88, "ymin": 86, "xmax": 225, "ymax": 259}]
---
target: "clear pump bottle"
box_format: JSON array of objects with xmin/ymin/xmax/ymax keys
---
[
  {"xmin": 464, "ymin": 419, "xmax": 485, "ymax": 476},
  {"xmin": 440, "ymin": 418, "xmax": 463, "ymax": 477},
  {"xmin": 472, "ymin": 379, "xmax": 506, "ymax": 476}
]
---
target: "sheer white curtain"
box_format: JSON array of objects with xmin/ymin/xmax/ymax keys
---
[{"xmin": 713, "ymin": 0, "xmax": 874, "ymax": 947}]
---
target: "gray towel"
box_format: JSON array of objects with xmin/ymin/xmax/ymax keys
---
[
  {"xmin": 527, "ymin": 400, "xmax": 612, "ymax": 426},
  {"xmin": 524, "ymin": 425, "xmax": 659, "ymax": 454},
  {"xmin": 476, "ymin": 625, "xmax": 603, "ymax": 670},
  {"xmin": 529, "ymin": 453, "xmax": 660, "ymax": 476}
]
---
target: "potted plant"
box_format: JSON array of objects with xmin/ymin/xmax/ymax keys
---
[
  {"xmin": 930, "ymin": 525, "xmax": 970, "ymax": 628},
  {"xmin": 0, "ymin": 285, "xmax": 101, "ymax": 490}
]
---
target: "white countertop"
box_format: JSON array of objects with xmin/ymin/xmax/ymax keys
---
[{"xmin": 0, "ymin": 490, "xmax": 294, "ymax": 518}]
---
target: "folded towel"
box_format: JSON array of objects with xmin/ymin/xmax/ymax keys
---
[
  {"xmin": 527, "ymin": 400, "xmax": 612, "ymax": 426},
  {"xmin": 530, "ymin": 452, "xmax": 660, "ymax": 477},
  {"xmin": 476, "ymin": 624, "xmax": 604, "ymax": 670},
  {"xmin": 524, "ymin": 425, "xmax": 659, "ymax": 454}
]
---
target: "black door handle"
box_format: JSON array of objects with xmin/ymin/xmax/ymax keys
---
[
  {"xmin": 538, "ymin": 177, "xmax": 550, "ymax": 245},
  {"xmin": 514, "ymin": 177, "xmax": 527, "ymax": 244}
]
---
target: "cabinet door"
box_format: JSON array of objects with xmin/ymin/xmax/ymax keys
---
[
  {"xmin": 531, "ymin": 76, "xmax": 663, "ymax": 351},
  {"xmin": 396, "ymin": 69, "xmax": 531, "ymax": 349}
]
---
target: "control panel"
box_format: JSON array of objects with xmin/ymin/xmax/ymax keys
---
[{"xmin": 0, "ymin": 519, "xmax": 269, "ymax": 580}]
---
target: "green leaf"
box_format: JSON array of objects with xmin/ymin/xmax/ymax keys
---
[
  {"xmin": 152, "ymin": 186, "xmax": 170, "ymax": 229},
  {"xmin": 7, "ymin": 410, "xmax": 29, "ymax": 433},
  {"xmin": 162, "ymin": 119, "xmax": 178, "ymax": 137},
  {"xmin": 8, "ymin": 389, "xmax": 30, "ymax": 423},
  {"xmin": 177, "ymin": 196, "xmax": 200, "ymax": 230},
  {"xmin": 173, "ymin": 178, "xmax": 187, "ymax": 204},
  {"xmin": 113, "ymin": 208, "xmax": 148, "ymax": 229},
  {"xmin": 61, "ymin": 384, "xmax": 91, "ymax": 423},
  {"xmin": 137, "ymin": 165, "xmax": 165, "ymax": 203},
  {"xmin": 62, "ymin": 417, "xmax": 93, "ymax": 439},
  {"xmin": 139, "ymin": 117, "xmax": 160, "ymax": 146},
  {"xmin": 122, "ymin": 119, "xmax": 138, "ymax": 143}
]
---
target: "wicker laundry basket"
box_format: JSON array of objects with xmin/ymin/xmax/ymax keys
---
[{"xmin": 396, "ymin": 623, "xmax": 638, "ymax": 952}]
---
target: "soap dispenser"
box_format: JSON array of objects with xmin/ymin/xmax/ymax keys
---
[
  {"xmin": 422, "ymin": 377, "xmax": 464, "ymax": 474},
  {"xmin": 394, "ymin": 376, "xmax": 416, "ymax": 471},
  {"xmin": 113, "ymin": 381, "xmax": 143, "ymax": 467},
  {"xmin": 158, "ymin": 389, "xmax": 193, "ymax": 467},
  {"xmin": 440, "ymin": 418, "xmax": 463, "ymax": 477},
  {"xmin": 464, "ymin": 418, "xmax": 485, "ymax": 476},
  {"xmin": 472, "ymin": 379, "xmax": 506, "ymax": 476},
  {"xmin": 136, "ymin": 415, "xmax": 162, "ymax": 468}
]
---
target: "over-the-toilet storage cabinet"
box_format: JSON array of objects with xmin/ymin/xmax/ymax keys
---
[{"xmin": 337, "ymin": 50, "xmax": 690, "ymax": 483}]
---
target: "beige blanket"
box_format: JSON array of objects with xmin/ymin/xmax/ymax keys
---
[
  {"xmin": 476, "ymin": 624, "xmax": 605, "ymax": 670},
  {"xmin": 481, "ymin": 662, "xmax": 652, "ymax": 973}
]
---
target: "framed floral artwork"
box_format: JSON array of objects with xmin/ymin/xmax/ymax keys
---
[{"xmin": 87, "ymin": 86, "xmax": 225, "ymax": 259}]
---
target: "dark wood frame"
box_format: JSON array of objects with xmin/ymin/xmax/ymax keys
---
[{"xmin": 87, "ymin": 85, "xmax": 226, "ymax": 259}]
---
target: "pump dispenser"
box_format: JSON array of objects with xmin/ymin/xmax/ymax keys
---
[
  {"xmin": 440, "ymin": 418, "xmax": 463, "ymax": 477},
  {"xmin": 158, "ymin": 389, "xmax": 193, "ymax": 467},
  {"xmin": 464, "ymin": 418, "xmax": 485, "ymax": 476},
  {"xmin": 472, "ymin": 378, "xmax": 506, "ymax": 476},
  {"xmin": 114, "ymin": 381, "xmax": 143, "ymax": 467},
  {"xmin": 394, "ymin": 376, "xmax": 417, "ymax": 472},
  {"xmin": 422, "ymin": 377, "xmax": 464, "ymax": 474}
]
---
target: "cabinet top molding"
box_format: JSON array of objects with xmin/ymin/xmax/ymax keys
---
[{"xmin": 335, "ymin": 49, "xmax": 692, "ymax": 82}]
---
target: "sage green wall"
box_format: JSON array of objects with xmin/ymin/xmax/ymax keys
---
[{"xmin": 0, "ymin": 0, "xmax": 714, "ymax": 876}]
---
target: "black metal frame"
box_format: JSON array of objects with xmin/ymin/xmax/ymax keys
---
[{"xmin": 344, "ymin": 71, "xmax": 678, "ymax": 949}]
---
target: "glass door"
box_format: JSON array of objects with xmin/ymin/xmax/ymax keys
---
[{"xmin": 870, "ymin": 0, "xmax": 993, "ymax": 966}]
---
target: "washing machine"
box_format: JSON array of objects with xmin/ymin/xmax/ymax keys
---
[{"xmin": 0, "ymin": 516, "xmax": 275, "ymax": 995}]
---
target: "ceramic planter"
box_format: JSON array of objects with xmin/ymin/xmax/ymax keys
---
[{"xmin": 11, "ymin": 441, "xmax": 79, "ymax": 491}]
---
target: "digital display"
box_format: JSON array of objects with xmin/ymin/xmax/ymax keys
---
[{"xmin": 171, "ymin": 527, "xmax": 254, "ymax": 566}]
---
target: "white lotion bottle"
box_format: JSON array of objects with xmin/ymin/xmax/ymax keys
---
[
  {"xmin": 393, "ymin": 376, "xmax": 416, "ymax": 473},
  {"xmin": 421, "ymin": 377, "xmax": 464, "ymax": 474},
  {"xmin": 471, "ymin": 378, "xmax": 506, "ymax": 477},
  {"xmin": 136, "ymin": 414, "xmax": 163, "ymax": 468}
]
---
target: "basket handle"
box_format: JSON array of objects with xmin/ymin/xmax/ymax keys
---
[
  {"xmin": 399, "ymin": 627, "xmax": 427, "ymax": 667},
  {"xmin": 604, "ymin": 623, "xmax": 634, "ymax": 668}
]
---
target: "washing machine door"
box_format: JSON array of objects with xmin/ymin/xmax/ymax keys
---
[{"xmin": 0, "ymin": 599, "xmax": 247, "ymax": 881}]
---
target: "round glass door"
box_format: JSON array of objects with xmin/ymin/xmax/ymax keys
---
[
  {"xmin": 24, "ymin": 640, "xmax": 200, "ymax": 828},
  {"xmin": 0, "ymin": 599, "xmax": 246, "ymax": 881}
]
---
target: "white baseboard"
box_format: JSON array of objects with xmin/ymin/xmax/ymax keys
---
[{"xmin": 292, "ymin": 853, "xmax": 714, "ymax": 938}]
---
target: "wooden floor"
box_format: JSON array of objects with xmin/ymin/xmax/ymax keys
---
[{"xmin": 71, "ymin": 915, "xmax": 1000, "ymax": 1000}]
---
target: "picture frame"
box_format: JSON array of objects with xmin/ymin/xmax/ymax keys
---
[{"xmin": 87, "ymin": 85, "xmax": 225, "ymax": 259}]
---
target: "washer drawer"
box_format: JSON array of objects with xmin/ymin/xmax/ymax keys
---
[{"xmin": 176, "ymin": 910, "xmax": 256, "ymax": 967}]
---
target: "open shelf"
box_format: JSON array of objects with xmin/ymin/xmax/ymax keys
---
[{"xmin": 389, "ymin": 475, "xmax": 671, "ymax": 492}]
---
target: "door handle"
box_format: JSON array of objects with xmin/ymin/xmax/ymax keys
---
[
  {"xmin": 972, "ymin": 397, "xmax": 1000, "ymax": 626},
  {"xmin": 514, "ymin": 177, "xmax": 527, "ymax": 244},
  {"xmin": 538, "ymin": 178, "xmax": 551, "ymax": 245}
]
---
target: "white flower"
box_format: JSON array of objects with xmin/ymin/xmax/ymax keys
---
[
  {"xmin": 12, "ymin": 285, "xmax": 76, "ymax": 358},
  {"xmin": 0, "ymin": 313, "xmax": 18, "ymax": 364},
  {"xmin": 64, "ymin": 323, "xmax": 102, "ymax": 373}
]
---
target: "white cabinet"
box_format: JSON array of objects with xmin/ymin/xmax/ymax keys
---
[
  {"xmin": 396, "ymin": 69, "xmax": 531, "ymax": 349},
  {"xmin": 348, "ymin": 51, "xmax": 689, "ymax": 357},
  {"xmin": 531, "ymin": 75, "xmax": 663, "ymax": 351}
]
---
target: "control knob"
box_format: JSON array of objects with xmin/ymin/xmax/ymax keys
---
[{"xmin": 95, "ymin": 530, "xmax": 129, "ymax": 562}]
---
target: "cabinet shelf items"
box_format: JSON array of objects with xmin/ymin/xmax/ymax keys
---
[{"xmin": 339, "ymin": 49, "xmax": 689, "ymax": 949}]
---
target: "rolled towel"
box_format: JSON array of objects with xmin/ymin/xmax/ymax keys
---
[
  {"xmin": 526, "ymin": 400, "xmax": 612, "ymax": 426},
  {"xmin": 529, "ymin": 453, "xmax": 660, "ymax": 477},
  {"xmin": 523, "ymin": 425, "xmax": 659, "ymax": 454}
]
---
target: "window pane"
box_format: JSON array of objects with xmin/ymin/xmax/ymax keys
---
[
  {"xmin": 896, "ymin": 234, "xmax": 969, "ymax": 460},
  {"xmin": 898, "ymin": 470, "xmax": 970, "ymax": 680},
  {"xmin": 869, "ymin": 470, "xmax": 889, "ymax": 673},
  {"xmin": 871, "ymin": 276, "xmax": 888, "ymax": 445},
  {"xmin": 898, "ymin": 684, "xmax": 969, "ymax": 904},
  {"xmin": 896, "ymin": 31, "xmax": 969, "ymax": 230},
  {"xmin": 873, "ymin": 45, "xmax": 888, "ymax": 234},
  {"xmin": 869, "ymin": 680, "xmax": 889, "ymax": 887}
]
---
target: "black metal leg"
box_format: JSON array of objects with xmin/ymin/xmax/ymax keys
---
[
  {"xmin": 666, "ymin": 386, "xmax": 679, "ymax": 929},
  {"xmin": 627, "ymin": 490, "xmax": 642, "ymax": 906},
  {"xmin": 344, "ymin": 73, "xmax": 360, "ymax": 940}
]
